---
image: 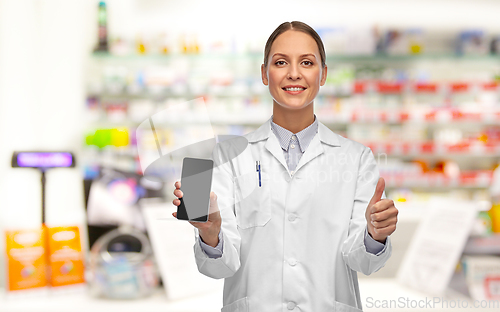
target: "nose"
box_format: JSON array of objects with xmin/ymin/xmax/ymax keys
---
[{"xmin": 287, "ymin": 63, "xmax": 301, "ymax": 80}]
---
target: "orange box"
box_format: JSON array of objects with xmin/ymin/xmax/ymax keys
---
[
  {"xmin": 5, "ymin": 228, "xmax": 48, "ymax": 291},
  {"xmin": 48, "ymin": 226, "xmax": 85, "ymax": 287}
]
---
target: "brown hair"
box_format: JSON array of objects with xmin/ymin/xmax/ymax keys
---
[{"xmin": 263, "ymin": 21, "xmax": 326, "ymax": 68}]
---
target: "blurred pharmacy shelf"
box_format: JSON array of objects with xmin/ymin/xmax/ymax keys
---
[
  {"xmin": 384, "ymin": 170, "xmax": 493, "ymax": 189},
  {"xmin": 322, "ymin": 107, "xmax": 500, "ymax": 124},
  {"xmin": 83, "ymin": 50, "xmax": 500, "ymax": 205},
  {"xmin": 83, "ymin": 108, "xmax": 500, "ymax": 128},
  {"xmin": 90, "ymin": 51, "xmax": 500, "ymax": 62},
  {"xmin": 366, "ymin": 141, "xmax": 500, "ymax": 156},
  {"xmin": 463, "ymin": 234, "xmax": 500, "ymax": 256}
]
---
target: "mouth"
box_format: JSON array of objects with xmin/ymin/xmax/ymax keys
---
[{"xmin": 282, "ymin": 86, "xmax": 307, "ymax": 94}]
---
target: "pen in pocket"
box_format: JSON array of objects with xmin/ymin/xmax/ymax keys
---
[{"xmin": 256, "ymin": 161, "xmax": 261, "ymax": 187}]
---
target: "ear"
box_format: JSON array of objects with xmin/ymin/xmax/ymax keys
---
[
  {"xmin": 320, "ymin": 65, "xmax": 328, "ymax": 86},
  {"xmin": 261, "ymin": 64, "xmax": 269, "ymax": 86}
]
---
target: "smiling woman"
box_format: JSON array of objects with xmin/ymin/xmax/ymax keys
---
[
  {"xmin": 173, "ymin": 21, "xmax": 398, "ymax": 312},
  {"xmin": 261, "ymin": 21, "xmax": 328, "ymax": 133}
]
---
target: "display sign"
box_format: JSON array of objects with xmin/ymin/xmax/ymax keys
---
[{"xmin": 11, "ymin": 152, "xmax": 75, "ymax": 169}]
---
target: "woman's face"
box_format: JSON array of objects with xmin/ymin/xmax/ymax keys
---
[{"xmin": 261, "ymin": 30, "xmax": 327, "ymax": 111}]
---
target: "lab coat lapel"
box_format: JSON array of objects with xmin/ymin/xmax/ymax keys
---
[
  {"xmin": 293, "ymin": 134, "xmax": 324, "ymax": 173},
  {"xmin": 293, "ymin": 121, "xmax": 341, "ymax": 174},
  {"xmin": 265, "ymin": 132, "xmax": 288, "ymax": 172},
  {"xmin": 248, "ymin": 118, "xmax": 340, "ymax": 174},
  {"xmin": 246, "ymin": 117, "xmax": 288, "ymax": 172}
]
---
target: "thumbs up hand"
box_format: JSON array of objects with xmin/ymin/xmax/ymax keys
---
[{"xmin": 365, "ymin": 177, "xmax": 398, "ymax": 244}]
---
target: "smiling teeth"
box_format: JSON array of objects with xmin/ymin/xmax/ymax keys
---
[{"xmin": 285, "ymin": 87, "xmax": 305, "ymax": 91}]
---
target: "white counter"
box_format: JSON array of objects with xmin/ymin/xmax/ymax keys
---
[{"xmin": 1, "ymin": 279, "xmax": 498, "ymax": 312}]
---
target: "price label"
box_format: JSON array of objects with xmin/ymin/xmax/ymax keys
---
[{"xmin": 485, "ymin": 276, "xmax": 500, "ymax": 299}]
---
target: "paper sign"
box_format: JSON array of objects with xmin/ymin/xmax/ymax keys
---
[
  {"xmin": 397, "ymin": 199, "xmax": 478, "ymax": 295},
  {"xmin": 141, "ymin": 199, "xmax": 223, "ymax": 300}
]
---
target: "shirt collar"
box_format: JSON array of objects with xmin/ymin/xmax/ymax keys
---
[
  {"xmin": 270, "ymin": 115, "xmax": 318, "ymax": 153},
  {"xmin": 245, "ymin": 116, "xmax": 340, "ymax": 147}
]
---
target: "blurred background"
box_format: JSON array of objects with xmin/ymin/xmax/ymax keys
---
[{"xmin": 1, "ymin": 0, "xmax": 500, "ymax": 311}]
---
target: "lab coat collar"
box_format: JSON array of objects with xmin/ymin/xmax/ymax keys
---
[
  {"xmin": 247, "ymin": 117, "xmax": 341, "ymax": 173},
  {"xmin": 247, "ymin": 117, "xmax": 341, "ymax": 147}
]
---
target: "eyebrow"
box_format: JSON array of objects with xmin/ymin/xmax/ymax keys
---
[{"xmin": 272, "ymin": 53, "xmax": 317, "ymax": 59}]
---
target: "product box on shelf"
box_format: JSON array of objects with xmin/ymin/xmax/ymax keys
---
[
  {"xmin": 5, "ymin": 228, "xmax": 48, "ymax": 291},
  {"xmin": 4, "ymin": 225, "xmax": 86, "ymax": 293},
  {"xmin": 47, "ymin": 226, "xmax": 85, "ymax": 287},
  {"xmin": 462, "ymin": 255, "xmax": 500, "ymax": 300}
]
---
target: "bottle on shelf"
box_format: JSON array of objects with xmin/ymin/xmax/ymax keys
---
[
  {"xmin": 180, "ymin": 34, "xmax": 188, "ymax": 54},
  {"xmin": 159, "ymin": 32, "xmax": 170, "ymax": 55},
  {"xmin": 136, "ymin": 34, "xmax": 147, "ymax": 55},
  {"xmin": 94, "ymin": 1, "xmax": 108, "ymax": 52}
]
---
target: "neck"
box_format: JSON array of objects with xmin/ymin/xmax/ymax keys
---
[{"xmin": 272, "ymin": 101, "xmax": 315, "ymax": 133}]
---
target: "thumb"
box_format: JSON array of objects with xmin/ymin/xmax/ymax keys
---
[
  {"xmin": 208, "ymin": 191, "xmax": 220, "ymax": 215},
  {"xmin": 368, "ymin": 177, "xmax": 385, "ymax": 209}
]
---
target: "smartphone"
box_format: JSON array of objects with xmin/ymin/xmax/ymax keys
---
[{"xmin": 177, "ymin": 157, "xmax": 214, "ymax": 222}]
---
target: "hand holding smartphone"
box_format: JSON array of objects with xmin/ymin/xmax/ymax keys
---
[
  {"xmin": 172, "ymin": 157, "xmax": 222, "ymax": 247},
  {"xmin": 175, "ymin": 157, "xmax": 214, "ymax": 222}
]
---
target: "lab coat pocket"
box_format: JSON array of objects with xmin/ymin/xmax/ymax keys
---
[
  {"xmin": 221, "ymin": 296, "xmax": 249, "ymax": 312},
  {"xmin": 234, "ymin": 171, "xmax": 271, "ymax": 229},
  {"xmin": 334, "ymin": 301, "xmax": 362, "ymax": 312}
]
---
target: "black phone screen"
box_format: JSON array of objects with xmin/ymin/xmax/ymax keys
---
[{"xmin": 177, "ymin": 157, "xmax": 214, "ymax": 222}]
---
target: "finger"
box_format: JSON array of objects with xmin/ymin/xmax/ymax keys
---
[
  {"xmin": 173, "ymin": 199, "xmax": 181, "ymax": 206},
  {"xmin": 174, "ymin": 181, "xmax": 181, "ymax": 189},
  {"xmin": 173, "ymin": 189, "xmax": 183, "ymax": 198},
  {"xmin": 368, "ymin": 177, "xmax": 385, "ymax": 209},
  {"xmin": 371, "ymin": 205, "xmax": 397, "ymax": 221},
  {"xmin": 371, "ymin": 199, "xmax": 395, "ymax": 214},
  {"xmin": 172, "ymin": 212, "xmax": 177, "ymax": 218},
  {"xmin": 208, "ymin": 192, "xmax": 220, "ymax": 215},
  {"xmin": 372, "ymin": 223, "xmax": 396, "ymax": 236},
  {"xmin": 371, "ymin": 216, "xmax": 397, "ymax": 228}
]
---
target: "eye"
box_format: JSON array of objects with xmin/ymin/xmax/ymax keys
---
[
  {"xmin": 302, "ymin": 60, "xmax": 313, "ymax": 66},
  {"xmin": 275, "ymin": 60, "xmax": 286, "ymax": 66}
]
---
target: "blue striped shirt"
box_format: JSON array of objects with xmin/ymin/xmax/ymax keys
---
[{"xmin": 270, "ymin": 114, "xmax": 318, "ymax": 173}]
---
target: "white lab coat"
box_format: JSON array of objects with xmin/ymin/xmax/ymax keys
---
[{"xmin": 193, "ymin": 117, "xmax": 392, "ymax": 312}]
